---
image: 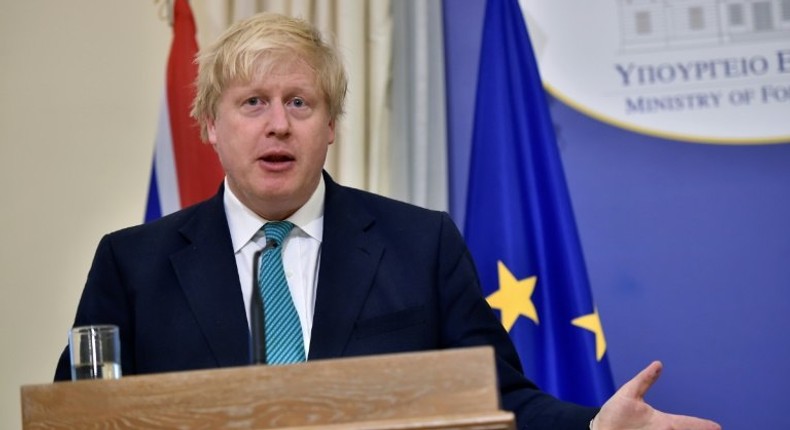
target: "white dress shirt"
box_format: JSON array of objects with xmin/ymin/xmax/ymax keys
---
[{"xmin": 223, "ymin": 177, "xmax": 324, "ymax": 356}]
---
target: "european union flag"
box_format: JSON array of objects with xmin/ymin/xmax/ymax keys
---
[{"xmin": 464, "ymin": 0, "xmax": 615, "ymax": 406}]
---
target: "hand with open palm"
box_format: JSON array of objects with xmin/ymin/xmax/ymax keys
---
[{"xmin": 592, "ymin": 361, "xmax": 721, "ymax": 430}]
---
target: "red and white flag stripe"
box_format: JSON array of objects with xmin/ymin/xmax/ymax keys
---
[{"xmin": 146, "ymin": 0, "xmax": 223, "ymax": 221}]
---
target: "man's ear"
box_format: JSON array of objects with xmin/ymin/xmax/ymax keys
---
[
  {"xmin": 206, "ymin": 117, "xmax": 218, "ymax": 150},
  {"xmin": 328, "ymin": 119, "xmax": 336, "ymax": 145}
]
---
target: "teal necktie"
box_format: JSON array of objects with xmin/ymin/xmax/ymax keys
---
[{"xmin": 259, "ymin": 221, "xmax": 305, "ymax": 364}]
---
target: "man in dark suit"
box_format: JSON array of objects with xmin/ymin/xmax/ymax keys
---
[{"xmin": 55, "ymin": 12, "xmax": 719, "ymax": 430}]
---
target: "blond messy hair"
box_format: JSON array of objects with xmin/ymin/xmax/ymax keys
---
[{"xmin": 191, "ymin": 12, "xmax": 348, "ymax": 141}]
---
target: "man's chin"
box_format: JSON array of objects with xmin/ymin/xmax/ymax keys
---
[{"xmin": 248, "ymin": 190, "xmax": 306, "ymax": 220}]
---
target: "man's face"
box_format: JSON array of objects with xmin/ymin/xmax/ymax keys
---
[{"xmin": 207, "ymin": 59, "xmax": 335, "ymax": 220}]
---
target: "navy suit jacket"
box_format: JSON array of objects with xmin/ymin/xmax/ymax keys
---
[{"xmin": 55, "ymin": 173, "xmax": 596, "ymax": 429}]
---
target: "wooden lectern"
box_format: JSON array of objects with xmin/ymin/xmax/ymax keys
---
[{"xmin": 21, "ymin": 346, "xmax": 515, "ymax": 429}]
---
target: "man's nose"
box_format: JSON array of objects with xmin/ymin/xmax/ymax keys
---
[{"xmin": 265, "ymin": 102, "xmax": 290, "ymax": 137}]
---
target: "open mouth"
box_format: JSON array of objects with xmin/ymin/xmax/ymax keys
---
[
  {"xmin": 261, "ymin": 154, "xmax": 294, "ymax": 163},
  {"xmin": 258, "ymin": 152, "xmax": 295, "ymax": 171}
]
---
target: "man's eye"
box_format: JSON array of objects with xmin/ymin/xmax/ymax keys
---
[
  {"xmin": 290, "ymin": 97, "xmax": 306, "ymax": 108},
  {"xmin": 245, "ymin": 97, "xmax": 262, "ymax": 106}
]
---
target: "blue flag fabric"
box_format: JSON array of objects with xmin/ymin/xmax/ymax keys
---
[{"xmin": 464, "ymin": 0, "xmax": 615, "ymax": 407}]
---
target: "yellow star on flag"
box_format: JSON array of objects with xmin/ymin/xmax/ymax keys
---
[
  {"xmin": 571, "ymin": 308, "xmax": 607, "ymax": 361},
  {"xmin": 486, "ymin": 261, "xmax": 539, "ymax": 331}
]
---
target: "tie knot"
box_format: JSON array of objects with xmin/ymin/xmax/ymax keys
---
[{"xmin": 263, "ymin": 221, "xmax": 294, "ymax": 245}]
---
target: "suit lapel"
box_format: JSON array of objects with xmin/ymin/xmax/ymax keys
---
[
  {"xmin": 309, "ymin": 175, "xmax": 383, "ymax": 360},
  {"xmin": 170, "ymin": 190, "xmax": 251, "ymax": 368}
]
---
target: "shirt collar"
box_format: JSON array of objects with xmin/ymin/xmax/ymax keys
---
[{"xmin": 224, "ymin": 176, "xmax": 325, "ymax": 253}]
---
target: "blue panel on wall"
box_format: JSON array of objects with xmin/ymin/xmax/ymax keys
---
[{"xmin": 444, "ymin": 1, "xmax": 790, "ymax": 428}]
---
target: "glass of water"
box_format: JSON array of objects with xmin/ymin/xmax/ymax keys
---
[{"xmin": 68, "ymin": 325, "xmax": 122, "ymax": 381}]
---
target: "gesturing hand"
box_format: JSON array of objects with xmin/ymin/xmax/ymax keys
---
[{"xmin": 592, "ymin": 361, "xmax": 721, "ymax": 430}]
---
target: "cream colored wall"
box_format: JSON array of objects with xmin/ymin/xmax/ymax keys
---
[{"xmin": 0, "ymin": 2, "xmax": 182, "ymax": 428}]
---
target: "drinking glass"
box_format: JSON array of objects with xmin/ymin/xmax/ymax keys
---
[{"xmin": 68, "ymin": 325, "xmax": 122, "ymax": 380}]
